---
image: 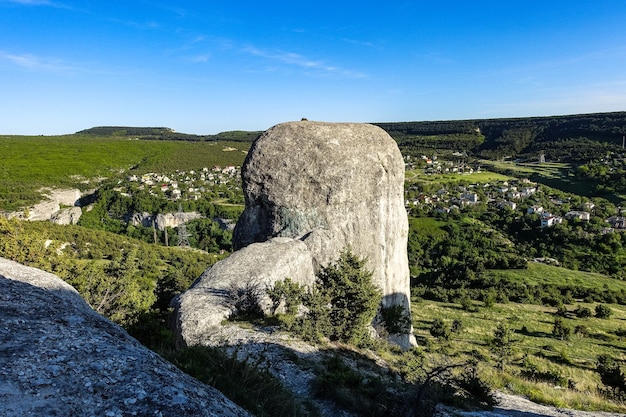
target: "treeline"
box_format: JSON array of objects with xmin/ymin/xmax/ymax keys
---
[
  {"xmin": 76, "ymin": 126, "xmax": 261, "ymax": 143},
  {"xmin": 376, "ymin": 112, "xmax": 626, "ymax": 161}
]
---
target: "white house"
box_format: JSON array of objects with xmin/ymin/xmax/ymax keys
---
[{"xmin": 565, "ymin": 211, "xmax": 591, "ymax": 222}]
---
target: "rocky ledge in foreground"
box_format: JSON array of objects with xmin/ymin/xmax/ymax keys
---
[{"xmin": 0, "ymin": 257, "xmax": 250, "ymax": 417}]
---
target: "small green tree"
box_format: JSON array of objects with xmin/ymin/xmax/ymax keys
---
[
  {"xmin": 267, "ymin": 277, "xmax": 305, "ymax": 315},
  {"xmin": 490, "ymin": 323, "xmax": 515, "ymax": 371},
  {"xmin": 595, "ymin": 304, "xmax": 613, "ymax": 319},
  {"xmin": 315, "ymin": 249, "xmax": 382, "ymax": 344},
  {"xmin": 552, "ymin": 317, "xmax": 571, "ymax": 341},
  {"xmin": 273, "ymin": 249, "xmax": 382, "ymax": 345},
  {"xmin": 597, "ymin": 355, "xmax": 626, "ymax": 397},
  {"xmin": 430, "ymin": 318, "xmax": 451, "ymax": 341}
]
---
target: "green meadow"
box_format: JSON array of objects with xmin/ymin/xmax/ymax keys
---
[{"xmin": 0, "ymin": 134, "xmax": 250, "ymax": 211}]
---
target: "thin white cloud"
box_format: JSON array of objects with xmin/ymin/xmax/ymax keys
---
[
  {"xmin": 242, "ymin": 46, "xmax": 367, "ymax": 79},
  {"xmin": 0, "ymin": 51, "xmax": 78, "ymax": 73},
  {"xmin": 1, "ymin": 0, "xmax": 70, "ymax": 8},
  {"xmin": 341, "ymin": 38, "xmax": 382, "ymax": 50}
]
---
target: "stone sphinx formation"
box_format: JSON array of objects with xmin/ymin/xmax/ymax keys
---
[{"xmin": 173, "ymin": 121, "xmax": 415, "ymax": 348}]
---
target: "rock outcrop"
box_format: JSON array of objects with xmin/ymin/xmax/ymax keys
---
[
  {"xmin": 49, "ymin": 206, "xmax": 82, "ymax": 225},
  {"xmin": 0, "ymin": 257, "xmax": 250, "ymax": 417},
  {"xmin": 3, "ymin": 188, "xmax": 83, "ymax": 222},
  {"xmin": 174, "ymin": 121, "xmax": 415, "ymax": 348},
  {"xmin": 128, "ymin": 211, "xmax": 202, "ymax": 230}
]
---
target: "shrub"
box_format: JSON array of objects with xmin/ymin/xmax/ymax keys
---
[
  {"xmin": 597, "ymin": 355, "xmax": 626, "ymax": 398},
  {"xmin": 490, "ymin": 323, "xmax": 515, "ymax": 371},
  {"xmin": 595, "ymin": 304, "xmax": 613, "ymax": 319},
  {"xmin": 267, "ymin": 277, "xmax": 305, "ymax": 315},
  {"xmin": 574, "ymin": 325, "xmax": 589, "ymax": 338},
  {"xmin": 552, "ymin": 317, "xmax": 571, "ymax": 341},
  {"xmin": 574, "ymin": 305, "xmax": 592, "ymax": 318},
  {"xmin": 451, "ymin": 318, "xmax": 463, "ymax": 334},
  {"xmin": 430, "ymin": 318, "xmax": 451, "ymax": 341},
  {"xmin": 271, "ymin": 249, "xmax": 382, "ymax": 345},
  {"xmin": 380, "ymin": 304, "xmax": 412, "ymax": 335},
  {"xmin": 224, "ymin": 281, "xmax": 264, "ymax": 320},
  {"xmin": 312, "ymin": 249, "xmax": 382, "ymax": 344}
]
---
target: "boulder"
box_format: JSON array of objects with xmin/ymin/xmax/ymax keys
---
[
  {"xmin": 49, "ymin": 206, "xmax": 82, "ymax": 225},
  {"xmin": 174, "ymin": 121, "xmax": 414, "ymax": 348},
  {"xmin": 173, "ymin": 237, "xmax": 315, "ymax": 348},
  {"xmin": 0, "ymin": 257, "xmax": 250, "ymax": 417}
]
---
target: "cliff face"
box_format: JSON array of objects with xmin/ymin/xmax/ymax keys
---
[
  {"xmin": 0, "ymin": 257, "xmax": 250, "ymax": 417},
  {"xmin": 174, "ymin": 121, "xmax": 415, "ymax": 348}
]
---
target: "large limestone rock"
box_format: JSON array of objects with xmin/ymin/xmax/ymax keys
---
[
  {"xmin": 0, "ymin": 257, "xmax": 250, "ymax": 417},
  {"xmin": 174, "ymin": 121, "xmax": 414, "ymax": 348},
  {"xmin": 234, "ymin": 121, "xmax": 410, "ymax": 307},
  {"xmin": 173, "ymin": 237, "xmax": 315, "ymax": 347}
]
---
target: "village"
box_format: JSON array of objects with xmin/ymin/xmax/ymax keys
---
[
  {"xmin": 120, "ymin": 165, "xmax": 241, "ymax": 203},
  {"xmin": 404, "ymin": 156, "xmax": 626, "ymax": 232}
]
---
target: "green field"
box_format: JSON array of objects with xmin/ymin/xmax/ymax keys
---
[
  {"xmin": 0, "ymin": 134, "xmax": 250, "ymax": 211},
  {"xmin": 406, "ymin": 169, "xmax": 512, "ymax": 184},
  {"xmin": 484, "ymin": 262, "xmax": 626, "ymax": 293},
  {"xmin": 411, "ymin": 296, "xmax": 626, "ymax": 412}
]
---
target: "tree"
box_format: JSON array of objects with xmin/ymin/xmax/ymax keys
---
[
  {"xmin": 490, "ymin": 323, "xmax": 515, "ymax": 371},
  {"xmin": 314, "ymin": 249, "xmax": 382, "ymax": 344},
  {"xmin": 552, "ymin": 317, "xmax": 571, "ymax": 341},
  {"xmin": 597, "ymin": 355, "xmax": 626, "ymax": 397},
  {"xmin": 595, "ymin": 304, "xmax": 613, "ymax": 319}
]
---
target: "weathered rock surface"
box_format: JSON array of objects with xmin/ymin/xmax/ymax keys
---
[
  {"xmin": 49, "ymin": 206, "xmax": 83, "ymax": 225},
  {"xmin": 128, "ymin": 211, "xmax": 202, "ymax": 230},
  {"xmin": 173, "ymin": 237, "xmax": 315, "ymax": 347},
  {"xmin": 174, "ymin": 121, "xmax": 414, "ymax": 348},
  {"xmin": 3, "ymin": 188, "xmax": 82, "ymax": 221},
  {"xmin": 0, "ymin": 257, "xmax": 250, "ymax": 417}
]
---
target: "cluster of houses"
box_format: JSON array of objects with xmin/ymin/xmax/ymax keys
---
[
  {"xmin": 405, "ymin": 154, "xmax": 479, "ymax": 175},
  {"xmin": 124, "ymin": 165, "xmax": 240, "ymax": 201},
  {"xmin": 405, "ymin": 178, "xmax": 607, "ymax": 229}
]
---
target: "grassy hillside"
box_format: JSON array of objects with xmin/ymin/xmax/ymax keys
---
[
  {"xmin": 0, "ymin": 134, "xmax": 250, "ymax": 211},
  {"xmin": 484, "ymin": 263, "xmax": 626, "ymax": 293},
  {"xmin": 411, "ymin": 295, "xmax": 626, "ymax": 412}
]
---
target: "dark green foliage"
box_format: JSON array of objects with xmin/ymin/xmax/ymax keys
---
[
  {"xmin": 225, "ymin": 282, "xmax": 265, "ymax": 320},
  {"xmin": 166, "ymin": 346, "xmax": 318, "ymax": 417},
  {"xmin": 380, "ymin": 304, "xmax": 413, "ymax": 335},
  {"xmin": 596, "ymin": 304, "xmax": 613, "ymax": 319},
  {"xmin": 430, "ymin": 318, "xmax": 451, "ymax": 341},
  {"xmin": 552, "ymin": 317, "xmax": 572, "ymax": 341},
  {"xmin": 574, "ymin": 305, "xmax": 592, "ymax": 318},
  {"xmin": 457, "ymin": 365, "xmax": 497, "ymax": 408},
  {"xmin": 574, "ymin": 325, "xmax": 590, "ymax": 338},
  {"xmin": 269, "ymin": 249, "xmax": 382, "ymax": 345},
  {"xmin": 309, "ymin": 250, "xmax": 382, "ymax": 344},
  {"xmin": 597, "ymin": 355, "xmax": 626, "ymax": 399},
  {"xmin": 267, "ymin": 278, "xmax": 305, "ymax": 315},
  {"xmin": 451, "ymin": 319, "xmax": 464, "ymax": 334},
  {"xmin": 490, "ymin": 324, "xmax": 515, "ymax": 371},
  {"xmin": 520, "ymin": 362, "xmax": 568, "ymax": 387}
]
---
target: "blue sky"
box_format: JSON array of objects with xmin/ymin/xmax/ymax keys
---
[{"xmin": 1, "ymin": 1, "xmax": 625, "ymax": 135}]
